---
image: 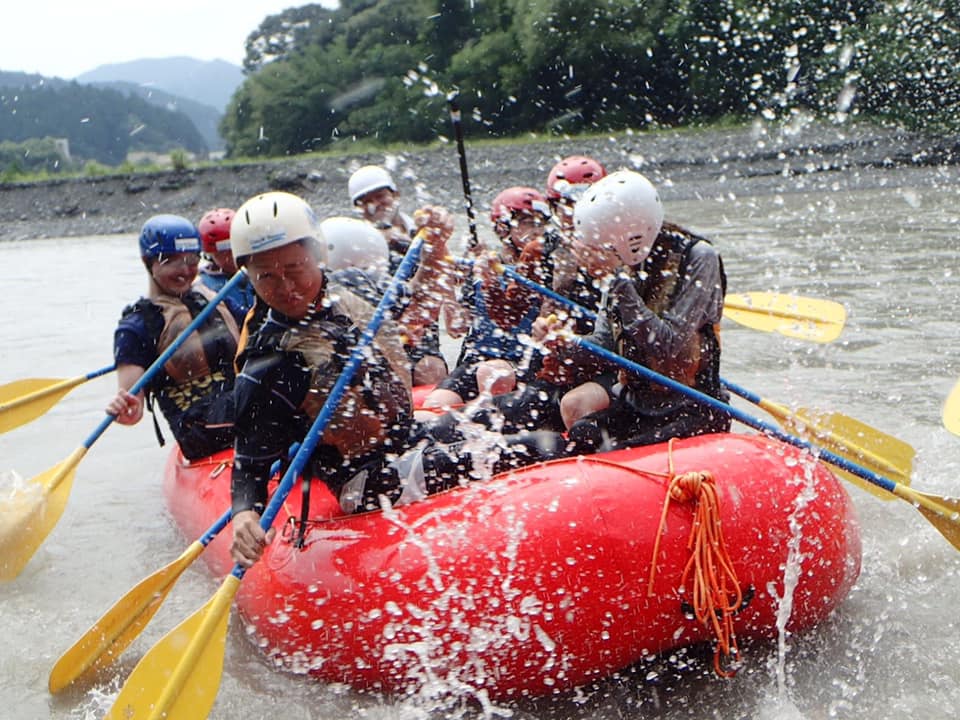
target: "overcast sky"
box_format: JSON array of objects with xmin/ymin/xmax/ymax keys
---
[{"xmin": 1, "ymin": 1, "xmax": 337, "ymax": 78}]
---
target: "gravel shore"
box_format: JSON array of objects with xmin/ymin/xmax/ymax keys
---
[{"xmin": 2, "ymin": 120, "xmax": 958, "ymax": 242}]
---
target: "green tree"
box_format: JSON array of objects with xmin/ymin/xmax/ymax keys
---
[
  {"xmin": 842, "ymin": 0, "xmax": 960, "ymax": 130},
  {"xmin": 243, "ymin": 4, "xmax": 340, "ymax": 74},
  {"xmin": 219, "ymin": 0, "xmax": 960, "ymax": 156}
]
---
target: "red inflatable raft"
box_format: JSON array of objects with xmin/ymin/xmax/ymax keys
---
[{"xmin": 163, "ymin": 432, "xmax": 861, "ymax": 699}]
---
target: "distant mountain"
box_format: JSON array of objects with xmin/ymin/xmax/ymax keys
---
[
  {"xmin": 0, "ymin": 73, "xmax": 209, "ymax": 166},
  {"xmin": 77, "ymin": 57, "xmax": 243, "ymax": 114},
  {"xmin": 84, "ymin": 80, "xmax": 224, "ymax": 152},
  {"xmin": 0, "ymin": 71, "xmax": 69, "ymax": 89}
]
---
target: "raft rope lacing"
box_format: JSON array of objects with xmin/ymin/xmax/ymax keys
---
[
  {"xmin": 646, "ymin": 438, "xmax": 744, "ymax": 678},
  {"xmin": 196, "ymin": 441, "xmax": 745, "ymax": 673}
]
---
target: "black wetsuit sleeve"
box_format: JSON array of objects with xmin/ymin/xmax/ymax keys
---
[
  {"xmin": 613, "ymin": 243, "xmax": 723, "ymax": 357},
  {"xmin": 113, "ymin": 308, "xmax": 155, "ymax": 369},
  {"xmin": 231, "ymin": 351, "xmax": 311, "ymax": 515}
]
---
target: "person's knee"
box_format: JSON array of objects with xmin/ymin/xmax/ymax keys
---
[
  {"xmin": 476, "ymin": 359, "xmax": 516, "ymax": 396},
  {"xmin": 413, "ymin": 355, "xmax": 449, "ymax": 386},
  {"xmin": 560, "ymin": 383, "xmax": 609, "ymax": 429},
  {"xmin": 423, "ymin": 387, "xmax": 463, "ymax": 409}
]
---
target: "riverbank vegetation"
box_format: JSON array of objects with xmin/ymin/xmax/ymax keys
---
[
  {"xmin": 224, "ymin": 0, "xmax": 960, "ymax": 156},
  {"xmin": 2, "ymin": 0, "xmax": 957, "ymax": 183}
]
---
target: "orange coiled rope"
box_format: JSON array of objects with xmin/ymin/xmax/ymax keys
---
[{"xmin": 647, "ymin": 439, "xmax": 743, "ymax": 677}]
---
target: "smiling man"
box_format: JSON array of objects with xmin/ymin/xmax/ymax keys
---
[{"xmin": 227, "ymin": 191, "xmax": 447, "ymax": 567}]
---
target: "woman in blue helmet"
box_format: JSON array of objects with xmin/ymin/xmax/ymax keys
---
[{"xmin": 106, "ymin": 214, "xmax": 248, "ymax": 460}]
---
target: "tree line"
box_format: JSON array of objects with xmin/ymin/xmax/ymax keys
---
[
  {"xmin": 0, "ymin": 80, "xmax": 209, "ymax": 171},
  {"xmin": 222, "ymin": 0, "xmax": 960, "ymax": 158}
]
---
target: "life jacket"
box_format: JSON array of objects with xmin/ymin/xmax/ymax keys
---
[
  {"xmin": 461, "ymin": 271, "xmax": 540, "ymax": 364},
  {"xmin": 238, "ymin": 281, "xmax": 413, "ymax": 464},
  {"xmin": 122, "ymin": 285, "xmax": 240, "ymax": 450},
  {"xmin": 151, "ymin": 285, "xmax": 239, "ymax": 384},
  {"xmin": 611, "ymin": 225, "xmax": 726, "ymax": 400},
  {"xmin": 125, "ymin": 285, "xmax": 239, "ymax": 400}
]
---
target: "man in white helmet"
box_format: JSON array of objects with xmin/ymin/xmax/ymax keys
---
[
  {"xmin": 348, "ymin": 164, "xmax": 456, "ymax": 385},
  {"xmin": 540, "ymin": 169, "xmax": 731, "ymax": 452},
  {"xmin": 348, "ymin": 164, "xmax": 412, "ymax": 242},
  {"xmin": 228, "ymin": 193, "xmax": 572, "ymax": 567},
  {"xmin": 319, "ymin": 215, "xmax": 460, "ymax": 354},
  {"xmin": 228, "ymin": 191, "xmax": 461, "ymax": 567}
]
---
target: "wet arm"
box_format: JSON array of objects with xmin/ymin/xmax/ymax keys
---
[
  {"xmin": 612, "ymin": 246, "xmax": 723, "ymax": 358},
  {"xmin": 231, "ymin": 357, "xmax": 309, "ymax": 516}
]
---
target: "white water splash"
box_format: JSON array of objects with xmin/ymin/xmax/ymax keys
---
[
  {"xmin": 766, "ymin": 451, "xmax": 821, "ymax": 699},
  {"xmin": 753, "ymin": 689, "xmax": 812, "ymax": 720},
  {"xmin": 0, "ymin": 469, "xmax": 27, "ymax": 497}
]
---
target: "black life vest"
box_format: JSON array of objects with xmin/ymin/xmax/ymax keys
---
[{"xmin": 615, "ymin": 225, "xmax": 727, "ymax": 400}]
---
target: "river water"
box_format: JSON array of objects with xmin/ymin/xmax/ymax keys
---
[{"xmin": 2, "ymin": 167, "xmax": 959, "ymax": 719}]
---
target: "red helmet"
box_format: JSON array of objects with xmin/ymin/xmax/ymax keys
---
[
  {"xmin": 490, "ymin": 187, "xmax": 550, "ymax": 225},
  {"xmin": 546, "ymin": 155, "xmax": 607, "ymax": 201},
  {"xmin": 198, "ymin": 208, "xmax": 236, "ymax": 254}
]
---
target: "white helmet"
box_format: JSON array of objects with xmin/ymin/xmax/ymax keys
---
[
  {"xmin": 230, "ymin": 191, "xmax": 325, "ymax": 262},
  {"xmin": 348, "ymin": 165, "xmax": 397, "ymax": 205},
  {"xmin": 320, "ymin": 216, "xmax": 389, "ymax": 274},
  {"xmin": 573, "ymin": 170, "xmax": 664, "ymax": 266}
]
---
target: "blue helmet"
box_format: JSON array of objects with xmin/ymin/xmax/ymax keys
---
[{"xmin": 139, "ymin": 214, "xmax": 201, "ymax": 260}]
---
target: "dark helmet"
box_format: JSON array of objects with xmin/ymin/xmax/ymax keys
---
[{"xmin": 139, "ymin": 214, "xmax": 201, "ymax": 260}]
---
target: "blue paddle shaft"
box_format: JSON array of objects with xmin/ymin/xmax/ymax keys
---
[
  {"xmin": 86, "ymin": 365, "xmax": 116, "ymax": 381},
  {"xmin": 231, "ymin": 238, "xmax": 425, "ymax": 580},
  {"xmin": 80, "ymin": 270, "xmax": 249, "ymax": 451},
  {"xmin": 504, "ymin": 266, "xmax": 897, "ymax": 495}
]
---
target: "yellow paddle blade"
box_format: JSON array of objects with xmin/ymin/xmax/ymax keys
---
[
  {"xmin": 0, "ymin": 377, "xmax": 83, "ymax": 434},
  {"xmin": 894, "ymin": 486, "xmax": 960, "ymax": 552},
  {"xmin": 105, "ymin": 576, "xmax": 239, "ymax": 720},
  {"xmin": 49, "ymin": 541, "xmax": 205, "ymax": 693},
  {"xmin": 784, "ymin": 406, "xmax": 915, "ymax": 500},
  {"xmin": 942, "ymin": 378, "xmax": 960, "ymax": 436},
  {"xmin": 0, "ymin": 451, "xmax": 84, "ymax": 581},
  {"xmin": 724, "ymin": 292, "xmax": 846, "ymax": 343}
]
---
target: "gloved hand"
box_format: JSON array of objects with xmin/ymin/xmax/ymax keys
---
[
  {"xmin": 414, "ymin": 205, "xmax": 454, "ymax": 262},
  {"xmin": 608, "ymin": 275, "xmax": 646, "ymax": 326}
]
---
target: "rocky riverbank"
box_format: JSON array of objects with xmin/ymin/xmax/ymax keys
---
[{"xmin": 2, "ymin": 120, "xmax": 958, "ymax": 242}]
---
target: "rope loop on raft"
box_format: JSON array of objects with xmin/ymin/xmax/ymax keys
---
[{"xmin": 647, "ymin": 438, "xmax": 744, "ymax": 678}]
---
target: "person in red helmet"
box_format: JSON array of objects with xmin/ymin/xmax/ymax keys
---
[
  {"xmin": 497, "ymin": 154, "xmax": 608, "ymax": 307},
  {"xmin": 197, "ymin": 207, "xmax": 256, "ymax": 314},
  {"xmin": 422, "ymin": 186, "xmax": 550, "ymax": 410},
  {"xmin": 545, "ymin": 155, "xmax": 608, "ymax": 234},
  {"xmin": 489, "ymin": 186, "xmax": 552, "ymax": 261}
]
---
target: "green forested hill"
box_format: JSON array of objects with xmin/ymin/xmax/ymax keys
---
[
  {"xmin": 223, "ymin": 0, "xmax": 960, "ymax": 158},
  {"xmin": 0, "ymin": 73, "xmax": 208, "ymax": 167}
]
